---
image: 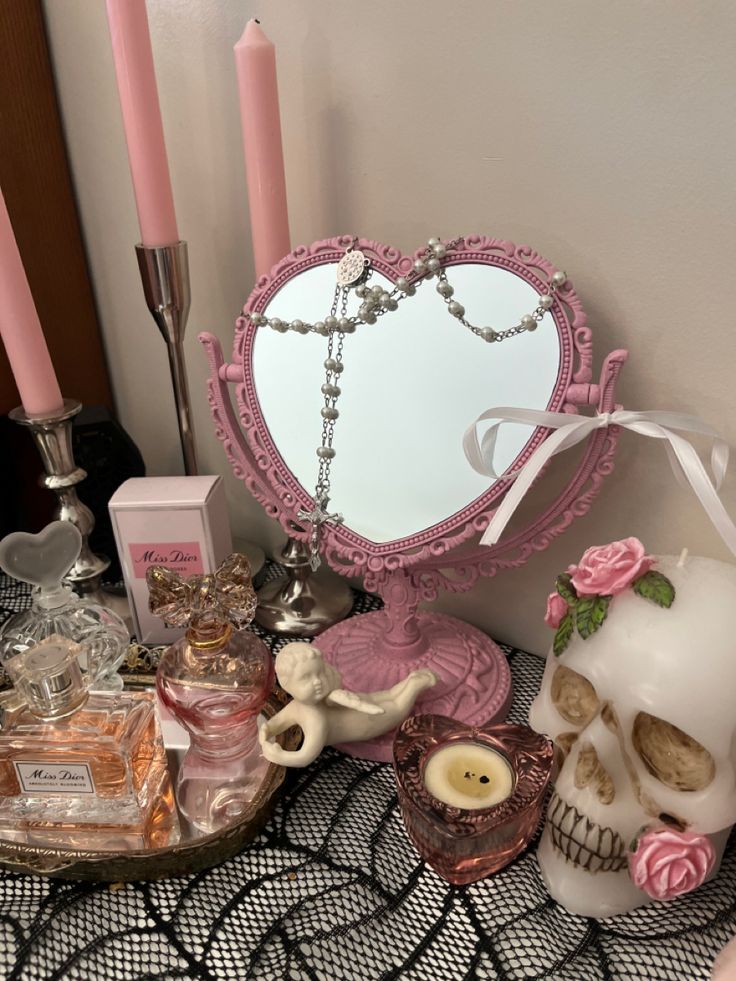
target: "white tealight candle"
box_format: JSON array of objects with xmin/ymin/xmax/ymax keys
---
[{"xmin": 423, "ymin": 742, "xmax": 515, "ymax": 810}]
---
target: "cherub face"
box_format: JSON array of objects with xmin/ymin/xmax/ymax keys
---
[{"xmin": 283, "ymin": 651, "xmax": 334, "ymax": 704}]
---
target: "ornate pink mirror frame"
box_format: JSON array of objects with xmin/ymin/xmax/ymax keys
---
[{"xmin": 201, "ymin": 236, "xmax": 628, "ymax": 761}]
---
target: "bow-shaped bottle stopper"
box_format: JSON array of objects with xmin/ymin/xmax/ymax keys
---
[{"xmin": 147, "ymin": 553, "xmax": 257, "ymax": 647}]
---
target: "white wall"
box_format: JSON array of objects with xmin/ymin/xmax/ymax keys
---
[{"xmin": 43, "ymin": 0, "xmax": 736, "ymax": 655}]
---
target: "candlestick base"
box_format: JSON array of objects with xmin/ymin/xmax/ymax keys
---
[
  {"xmin": 10, "ymin": 400, "xmax": 110, "ymax": 593},
  {"xmin": 255, "ymin": 538, "xmax": 353, "ymax": 636}
]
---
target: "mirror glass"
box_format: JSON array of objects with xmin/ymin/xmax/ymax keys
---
[{"xmin": 252, "ymin": 258, "xmax": 564, "ymax": 544}]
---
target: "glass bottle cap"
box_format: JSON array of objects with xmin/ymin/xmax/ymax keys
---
[
  {"xmin": 0, "ymin": 521, "xmax": 81, "ymax": 610},
  {"xmin": 147, "ymin": 553, "xmax": 258, "ymax": 646},
  {"xmin": 4, "ymin": 635, "xmax": 87, "ymax": 719}
]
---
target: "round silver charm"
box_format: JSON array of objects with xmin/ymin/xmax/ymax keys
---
[{"xmin": 336, "ymin": 249, "xmax": 368, "ymax": 286}]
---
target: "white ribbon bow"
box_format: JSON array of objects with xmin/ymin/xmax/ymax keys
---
[{"xmin": 463, "ymin": 407, "xmax": 736, "ymax": 554}]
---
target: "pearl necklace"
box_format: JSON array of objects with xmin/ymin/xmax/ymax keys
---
[{"xmin": 248, "ymin": 237, "xmax": 567, "ymax": 569}]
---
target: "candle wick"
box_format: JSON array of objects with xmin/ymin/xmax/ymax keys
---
[
  {"xmin": 254, "ymin": 18, "xmax": 260, "ymax": 24},
  {"xmin": 677, "ymin": 547, "xmax": 689, "ymax": 568}
]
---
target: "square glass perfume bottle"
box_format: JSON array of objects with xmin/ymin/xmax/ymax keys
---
[{"xmin": 0, "ymin": 635, "xmax": 179, "ymax": 850}]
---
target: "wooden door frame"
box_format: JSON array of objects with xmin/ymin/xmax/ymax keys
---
[
  {"xmin": 0, "ymin": 0, "xmax": 112, "ymax": 414},
  {"xmin": 1, "ymin": 1, "xmax": 113, "ymax": 533}
]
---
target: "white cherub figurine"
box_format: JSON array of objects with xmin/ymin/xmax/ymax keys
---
[{"xmin": 259, "ymin": 642, "xmax": 438, "ymax": 767}]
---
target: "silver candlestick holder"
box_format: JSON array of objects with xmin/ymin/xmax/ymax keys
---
[
  {"xmin": 136, "ymin": 241, "xmax": 197, "ymax": 475},
  {"xmin": 9, "ymin": 399, "xmax": 110, "ymax": 593}
]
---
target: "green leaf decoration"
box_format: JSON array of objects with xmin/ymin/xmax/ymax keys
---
[
  {"xmin": 553, "ymin": 613, "xmax": 574, "ymax": 657},
  {"xmin": 576, "ymin": 594, "xmax": 611, "ymax": 640},
  {"xmin": 555, "ymin": 573, "xmax": 578, "ymax": 605},
  {"xmin": 633, "ymin": 570, "xmax": 676, "ymax": 608}
]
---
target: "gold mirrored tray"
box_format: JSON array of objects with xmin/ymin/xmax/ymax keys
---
[{"xmin": 0, "ymin": 678, "xmax": 299, "ymax": 881}]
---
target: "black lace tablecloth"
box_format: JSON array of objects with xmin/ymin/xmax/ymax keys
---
[{"xmin": 0, "ymin": 570, "xmax": 734, "ymax": 981}]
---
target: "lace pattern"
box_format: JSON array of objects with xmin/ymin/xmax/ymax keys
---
[{"xmin": 0, "ymin": 569, "xmax": 733, "ymax": 980}]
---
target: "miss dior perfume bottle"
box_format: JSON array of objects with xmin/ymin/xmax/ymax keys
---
[
  {"xmin": 148, "ymin": 554, "xmax": 274, "ymax": 834},
  {"xmin": 0, "ymin": 635, "xmax": 179, "ymax": 850},
  {"xmin": 0, "ymin": 522, "xmax": 127, "ymax": 691}
]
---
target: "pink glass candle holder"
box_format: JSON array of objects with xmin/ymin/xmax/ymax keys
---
[{"xmin": 393, "ymin": 715, "xmax": 554, "ymax": 885}]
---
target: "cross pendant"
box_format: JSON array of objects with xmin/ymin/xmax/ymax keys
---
[
  {"xmin": 297, "ymin": 497, "xmax": 344, "ymax": 571},
  {"xmin": 297, "ymin": 502, "xmax": 343, "ymax": 529}
]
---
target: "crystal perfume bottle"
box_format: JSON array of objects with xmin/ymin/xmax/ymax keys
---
[
  {"xmin": 0, "ymin": 635, "xmax": 179, "ymax": 850},
  {"xmin": 149, "ymin": 554, "xmax": 274, "ymax": 834},
  {"xmin": 0, "ymin": 522, "xmax": 127, "ymax": 691}
]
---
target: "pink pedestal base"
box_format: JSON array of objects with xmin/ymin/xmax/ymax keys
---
[{"xmin": 315, "ymin": 609, "xmax": 513, "ymax": 762}]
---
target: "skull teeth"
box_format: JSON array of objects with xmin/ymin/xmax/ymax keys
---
[{"xmin": 546, "ymin": 792, "xmax": 627, "ymax": 873}]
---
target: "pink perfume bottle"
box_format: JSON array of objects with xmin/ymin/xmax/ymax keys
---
[
  {"xmin": 148, "ymin": 555, "xmax": 274, "ymax": 833},
  {"xmin": 0, "ymin": 635, "xmax": 179, "ymax": 850},
  {"xmin": 393, "ymin": 715, "xmax": 554, "ymax": 884}
]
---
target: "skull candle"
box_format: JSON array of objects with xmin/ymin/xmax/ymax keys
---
[{"xmin": 530, "ymin": 540, "xmax": 736, "ymax": 917}]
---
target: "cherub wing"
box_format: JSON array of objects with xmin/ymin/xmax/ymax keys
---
[{"xmin": 325, "ymin": 688, "xmax": 385, "ymax": 715}]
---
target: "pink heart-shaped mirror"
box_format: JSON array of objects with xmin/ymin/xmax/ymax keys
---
[{"xmin": 244, "ymin": 237, "xmax": 580, "ymax": 554}]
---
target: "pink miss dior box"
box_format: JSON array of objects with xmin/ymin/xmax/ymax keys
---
[{"xmin": 109, "ymin": 475, "xmax": 232, "ymax": 643}]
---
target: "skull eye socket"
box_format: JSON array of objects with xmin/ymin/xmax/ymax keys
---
[
  {"xmin": 632, "ymin": 712, "xmax": 715, "ymax": 792},
  {"xmin": 551, "ymin": 665, "xmax": 599, "ymax": 727}
]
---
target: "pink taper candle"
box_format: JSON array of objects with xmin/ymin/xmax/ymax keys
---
[
  {"xmin": 106, "ymin": 0, "xmax": 179, "ymax": 247},
  {"xmin": 0, "ymin": 189, "xmax": 64, "ymax": 417},
  {"xmin": 234, "ymin": 20, "xmax": 291, "ymax": 278}
]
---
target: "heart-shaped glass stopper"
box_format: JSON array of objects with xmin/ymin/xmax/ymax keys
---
[{"xmin": 0, "ymin": 521, "xmax": 82, "ymax": 590}]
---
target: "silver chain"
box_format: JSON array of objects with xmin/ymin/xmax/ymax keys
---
[
  {"xmin": 258, "ymin": 237, "xmax": 567, "ymax": 569},
  {"xmin": 296, "ymin": 283, "xmax": 350, "ymax": 569}
]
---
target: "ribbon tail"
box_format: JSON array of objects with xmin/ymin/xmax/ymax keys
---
[
  {"xmin": 479, "ymin": 424, "xmax": 504, "ymax": 479},
  {"xmin": 711, "ymin": 440, "xmax": 729, "ymax": 489},
  {"xmin": 479, "ymin": 419, "xmax": 598, "ymax": 546},
  {"xmin": 625, "ymin": 413, "xmax": 730, "ymax": 491},
  {"xmin": 463, "ymin": 417, "xmax": 493, "ymax": 476},
  {"xmin": 664, "ymin": 431, "xmax": 736, "ymax": 558},
  {"xmin": 663, "ymin": 441, "xmax": 695, "ymax": 493}
]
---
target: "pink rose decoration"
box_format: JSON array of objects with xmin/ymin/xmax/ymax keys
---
[
  {"xmin": 569, "ymin": 537, "xmax": 654, "ymax": 597},
  {"xmin": 545, "ymin": 592, "xmax": 568, "ymax": 629},
  {"xmin": 628, "ymin": 827, "xmax": 715, "ymax": 901}
]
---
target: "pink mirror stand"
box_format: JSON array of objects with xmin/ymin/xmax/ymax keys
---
[{"xmin": 201, "ymin": 236, "xmax": 627, "ymax": 761}]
